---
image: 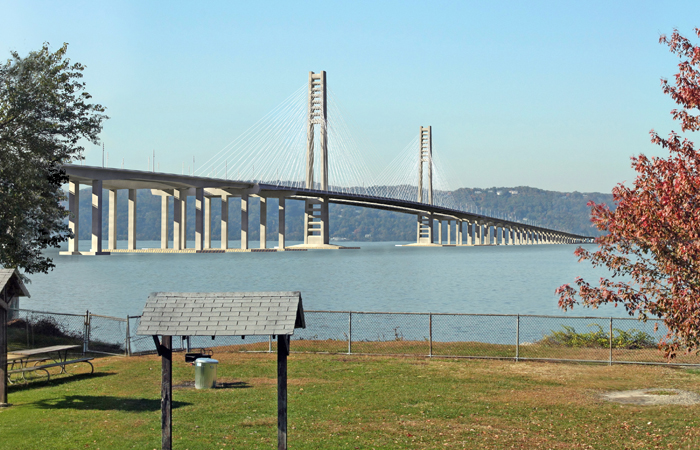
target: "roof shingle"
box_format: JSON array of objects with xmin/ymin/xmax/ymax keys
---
[{"xmin": 136, "ymin": 291, "xmax": 305, "ymax": 336}]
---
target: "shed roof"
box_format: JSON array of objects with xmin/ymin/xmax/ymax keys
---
[
  {"xmin": 0, "ymin": 268, "xmax": 30, "ymax": 299},
  {"xmin": 136, "ymin": 291, "xmax": 305, "ymax": 337}
]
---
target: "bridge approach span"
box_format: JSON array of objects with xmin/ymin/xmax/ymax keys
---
[{"xmin": 60, "ymin": 165, "xmax": 594, "ymax": 255}]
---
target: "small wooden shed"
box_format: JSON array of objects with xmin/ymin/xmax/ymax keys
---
[
  {"xmin": 0, "ymin": 268, "xmax": 30, "ymax": 407},
  {"xmin": 137, "ymin": 291, "xmax": 305, "ymax": 450}
]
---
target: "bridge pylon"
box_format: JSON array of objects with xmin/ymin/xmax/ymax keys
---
[
  {"xmin": 416, "ymin": 126, "xmax": 435, "ymax": 245},
  {"xmin": 302, "ymin": 71, "xmax": 332, "ymax": 247}
]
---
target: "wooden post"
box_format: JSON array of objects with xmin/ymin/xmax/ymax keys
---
[
  {"xmin": 161, "ymin": 336, "xmax": 173, "ymax": 450},
  {"xmin": 277, "ymin": 335, "xmax": 288, "ymax": 450},
  {"xmin": 0, "ymin": 299, "xmax": 7, "ymax": 406}
]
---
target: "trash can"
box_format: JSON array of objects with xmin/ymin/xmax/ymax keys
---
[{"xmin": 194, "ymin": 358, "xmax": 218, "ymax": 389}]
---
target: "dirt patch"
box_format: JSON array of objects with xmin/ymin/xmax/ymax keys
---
[{"xmin": 601, "ymin": 388, "xmax": 700, "ymax": 405}]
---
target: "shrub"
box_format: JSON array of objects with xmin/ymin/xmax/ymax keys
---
[{"xmin": 540, "ymin": 324, "xmax": 657, "ymax": 349}]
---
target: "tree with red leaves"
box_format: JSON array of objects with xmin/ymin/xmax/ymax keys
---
[{"xmin": 556, "ymin": 28, "xmax": 700, "ymax": 358}]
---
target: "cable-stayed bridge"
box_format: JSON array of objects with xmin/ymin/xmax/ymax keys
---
[{"xmin": 60, "ymin": 71, "xmax": 593, "ymax": 255}]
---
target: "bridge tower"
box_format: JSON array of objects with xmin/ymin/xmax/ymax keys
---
[
  {"xmin": 303, "ymin": 71, "xmax": 330, "ymax": 246},
  {"xmin": 416, "ymin": 126, "xmax": 434, "ymax": 244}
]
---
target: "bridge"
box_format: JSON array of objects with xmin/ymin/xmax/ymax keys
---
[{"xmin": 60, "ymin": 71, "xmax": 593, "ymax": 255}]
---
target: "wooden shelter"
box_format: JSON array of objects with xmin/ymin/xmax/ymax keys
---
[
  {"xmin": 0, "ymin": 268, "xmax": 30, "ymax": 406},
  {"xmin": 137, "ymin": 291, "xmax": 305, "ymax": 450}
]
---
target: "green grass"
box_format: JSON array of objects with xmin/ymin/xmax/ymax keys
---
[{"xmin": 2, "ymin": 349, "xmax": 700, "ymax": 449}]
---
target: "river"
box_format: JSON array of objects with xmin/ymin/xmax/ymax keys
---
[{"xmin": 20, "ymin": 241, "xmax": 625, "ymax": 320}]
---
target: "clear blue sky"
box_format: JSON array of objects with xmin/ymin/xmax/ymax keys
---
[{"xmin": 3, "ymin": 0, "xmax": 699, "ymax": 192}]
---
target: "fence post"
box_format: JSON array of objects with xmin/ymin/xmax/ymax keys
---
[
  {"xmin": 125, "ymin": 315, "xmax": 131, "ymax": 356},
  {"xmin": 348, "ymin": 312, "xmax": 352, "ymax": 354},
  {"xmin": 609, "ymin": 317, "xmax": 613, "ymax": 366},
  {"xmin": 83, "ymin": 310, "xmax": 90, "ymax": 355},
  {"xmin": 269, "ymin": 335, "xmax": 272, "ymax": 353},
  {"xmin": 428, "ymin": 313, "xmax": 433, "ymax": 357},
  {"xmin": 516, "ymin": 315, "xmax": 520, "ymax": 362}
]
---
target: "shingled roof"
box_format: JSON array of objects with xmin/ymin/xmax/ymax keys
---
[
  {"xmin": 136, "ymin": 291, "xmax": 305, "ymax": 337},
  {"xmin": 0, "ymin": 268, "xmax": 30, "ymax": 299}
]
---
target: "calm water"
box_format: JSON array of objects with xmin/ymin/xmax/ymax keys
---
[{"xmin": 22, "ymin": 241, "xmax": 624, "ymax": 319}]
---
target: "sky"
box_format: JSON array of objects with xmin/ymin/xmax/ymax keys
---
[{"xmin": 3, "ymin": 0, "xmax": 700, "ymax": 192}]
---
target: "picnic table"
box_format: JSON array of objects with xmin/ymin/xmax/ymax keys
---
[{"xmin": 6, "ymin": 345, "xmax": 93, "ymax": 383}]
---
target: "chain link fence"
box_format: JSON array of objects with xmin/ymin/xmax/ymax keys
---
[
  {"xmin": 10, "ymin": 309, "xmax": 700, "ymax": 366},
  {"xmin": 9, "ymin": 309, "xmax": 128, "ymax": 356}
]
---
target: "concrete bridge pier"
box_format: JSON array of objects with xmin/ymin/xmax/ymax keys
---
[
  {"xmin": 483, "ymin": 223, "xmax": 492, "ymax": 245},
  {"xmin": 220, "ymin": 196, "xmax": 229, "ymax": 250},
  {"xmin": 108, "ymin": 189, "xmax": 117, "ymax": 250},
  {"xmin": 278, "ymin": 197, "xmax": 285, "ymax": 250},
  {"xmin": 204, "ymin": 196, "xmax": 211, "ymax": 249},
  {"xmin": 161, "ymin": 196, "xmax": 169, "ymax": 249},
  {"xmin": 415, "ymin": 213, "xmax": 434, "ymax": 244},
  {"xmin": 128, "ymin": 189, "xmax": 137, "ymax": 250},
  {"xmin": 64, "ymin": 181, "xmax": 80, "ymax": 254},
  {"xmin": 303, "ymin": 198, "xmax": 330, "ymax": 246},
  {"xmin": 259, "ymin": 196, "xmax": 267, "ymax": 249},
  {"xmin": 195, "ymin": 188, "xmax": 204, "ymax": 251},
  {"xmin": 173, "ymin": 190, "xmax": 183, "ymax": 250},
  {"xmin": 90, "ymin": 180, "xmax": 106, "ymax": 254},
  {"xmin": 241, "ymin": 194, "xmax": 249, "ymax": 250}
]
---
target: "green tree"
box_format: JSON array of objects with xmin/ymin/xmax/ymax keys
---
[{"xmin": 0, "ymin": 43, "xmax": 107, "ymax": 277}]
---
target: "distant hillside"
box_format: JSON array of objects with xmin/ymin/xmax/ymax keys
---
[
  {"xmin": 452, "ymin": 187, "xmax": 613, "ymax": 237},
  {"xmin": 70, "ymin": 186, "xmax": 612, "ymax": 242}
]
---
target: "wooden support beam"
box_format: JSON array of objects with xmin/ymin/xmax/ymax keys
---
[
  {"xmin": 0, "ymin": 304, "xmax": 7, "ymax": 406},
  {"xmin": 161, "ymin": 336, "xmax": 172, "ymax": 450},
  {"xmin": 277, "ymin": 335, "xmax": 289, "ymax": 450}
]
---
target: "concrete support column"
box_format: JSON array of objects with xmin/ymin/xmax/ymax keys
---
[
  {"xmin": 173, "ymin": 190, "xmax": 183, "ymax": 250},
  {"xmin": 161, "ymin": 196, "xmax": 169, "ymax": 249},
  {"xmin": 260, "ymin": 196, "xmax": 267, "ymax": 249},
  {"xmin": 457, "ymin": 220, "xmax": 463, "ymax": 245},
  {"xmin": 447, "ymin": 220, "xmax": 452, "ymax": 245},
  {"xmin": 128, "ymin": 189, "xmax": 137, "ymax": 250},
  {"xmin": 417, "ymin": 213, "xmax": 433, "ymax": 244},
  {"xmin": 91, "ymin": 179, "xmax": 103, "ymax": 253},
  {"xmin": 68, "ymin": 181, "xmax": 80, "ymax": 253},
  {"xmin": 204, "ymin": 197, "xmax": 211, "ymax": 249},
  {"xmin": 474, "ymin": 223, "xmax": 481, "ymax": 245},
  {"xmin": 195, "ymin": 188, "xmax": 204, "ymax": 251},
  {"xmin": 438, "ymin": 221, "xmax": 443, "ymax": 245},
  {"xmin": 180, "ymin": 190, "xmax": 187, "ymax": 249},
  {"xmin": 221, "ymin": 196, "xmax": 229, "ymax": 250},
  {"xmin": 108, "ymin": 189, "xmax": 117, "ymax": 250},
  {"xmin": 484, "ymin": 224, "xmax": 492, "ymax": 245},
  {"xmin": 278, "ymin": 197, "xmax": 286, "ymax": 250},
  {"xmin": 241, "ymin": 194, "xmax": 249, "ymax": 250}
]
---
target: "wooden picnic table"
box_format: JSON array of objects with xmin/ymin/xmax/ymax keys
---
[
  {"xmin": 6, "ymin": 345, "xmax": 89, "ymax": 383},
  {"xmin": 12, "ymin": 344, "xmax": 81, "ymax": 368}
]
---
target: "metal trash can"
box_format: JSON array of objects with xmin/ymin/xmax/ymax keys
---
[{"xmin": 194, "ymin": 358, "xmax": 218, "ymax": 389}]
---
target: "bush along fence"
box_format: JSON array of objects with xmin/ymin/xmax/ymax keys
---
[{"xmin": 9, "ymin": 309, "xmax": 700, "ymax": 366}]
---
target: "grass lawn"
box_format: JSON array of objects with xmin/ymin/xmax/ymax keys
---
[{"xmin": 1, "ymin": 350, "xmax": 700, "ymax": 449}]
